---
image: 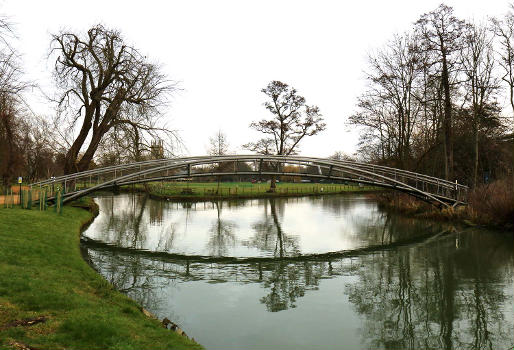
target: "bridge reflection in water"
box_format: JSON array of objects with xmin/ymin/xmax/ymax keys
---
[{"xmin": 81, "ymin": 194, "xmax": 513, "ymax": 350}]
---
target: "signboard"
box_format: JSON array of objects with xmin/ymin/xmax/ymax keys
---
[{"xmin": 18, "ymin": 177, "xmax": 22, "ymax": 184}]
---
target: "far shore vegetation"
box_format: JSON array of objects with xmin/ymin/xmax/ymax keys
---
[
  {"xmin": 142, "ymin": 181, "xmax": 377, "ymax": 200},
  {"xmin": 373, "ymin": 177, "xmax": 513, "ymax": 230}
]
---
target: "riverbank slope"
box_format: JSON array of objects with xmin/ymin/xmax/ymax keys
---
[{"xmin": 0, "ymin": 202, "xmax": 202, "ymax": 350}]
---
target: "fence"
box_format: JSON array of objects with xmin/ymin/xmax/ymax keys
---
[{"xmin": 2, "ymin": 186, "xmax": 63, "ymax": 214}]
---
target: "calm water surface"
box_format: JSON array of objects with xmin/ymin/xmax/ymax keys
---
[{"xmin": 81, "ymin": 194, "xmax": 514, "ymax": 349}]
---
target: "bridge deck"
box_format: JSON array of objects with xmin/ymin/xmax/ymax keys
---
[{"xmin": 30, "ymin": 155, "xmax": 468, "ymax": 207}]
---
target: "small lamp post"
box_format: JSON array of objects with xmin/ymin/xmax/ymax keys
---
[{"xmin": 18, "ymin": 176, "xmax": 22, "ymax": 205}]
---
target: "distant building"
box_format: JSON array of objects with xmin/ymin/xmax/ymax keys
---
[{"xmin": 150, "ymin": 139, "xmax": 164, "ymax": 159}]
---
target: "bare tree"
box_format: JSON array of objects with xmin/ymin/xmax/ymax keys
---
[
  {"xmin": 0, "ymin": 16, "xmax": 31, "ymax": 187},
  {"xmin": 349, "ymin": 4, "xmax": 512, "ymax": 187},
  {"xmin": 19, "ymin": 116, "xmax": 61, "ymax": 181},
  {"xmin": 329, "ymin": 151, "xmax": 354, "ymax": 161},
  {"xmin": 207, "ymin": 130, "xmax": 230, "ymax": 156},
  {"xmin": 461, "ymin": 22, "xmax": 499, "ymax": 187},
  {"xmin": 207, "ymin": 130, "xmax": 230, "ymax": 193},
  {"xmin": 0, "ymin": 16, "xmax": 26, "ymax": 97},
  {"xmin": 243, "ymin": 138, "xmax": 275, "ymax": 155},
  {"xmin": 244, "ymin": 81, "xmax": 325, "ymax": 156},
  {"xmin": 416, "ymin": 4, "xmax": 466, "ymax": 180},
  {"xmin": 0, "ymin": 94, "xmax": 22, "ymax": 187},
  {"xmin": 349, "ymin": 33, "xmax": 422, "ymax": 168},
  {"xmin": 96, "ymin": 121, "xmax": 179, "ymax": 166},
  {"xmin": 244, "ymin": 80, "xmax": 325, "ymax": 190},
  {"xmin": 491, "ymin": 5, "xmax": 514, "ymax": 189},
  {"xmin": 492, "ymin": 5, "xmax": 514, "ymax": 117},
  {"xmin": 349, "ymin": 92, "xmax": 396, "ymax": 162},
  {"xmin": 51, "ymin": 24, "xmax": 177, "ymax": 174}
]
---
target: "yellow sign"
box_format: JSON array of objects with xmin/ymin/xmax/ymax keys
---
[{"xmin": 18, "ymin": 177, "xmax": 22, "ymax": 184}]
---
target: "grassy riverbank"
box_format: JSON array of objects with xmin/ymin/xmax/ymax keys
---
[
  {"xmin": 0, "ymin": 202, "xmax": 202, "ymax": 350},
  {"xmin": 139, "ymin": 181, "xmax": 377, "ymax": 201}
]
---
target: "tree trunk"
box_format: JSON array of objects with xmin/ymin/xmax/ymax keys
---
[
  {"xmin": 0, "ymin": 112, "xmax": 16, "ymax": 188},
  {"xmin": 75, "ymin": 124, "xmax": 109, "ymax": 172},
  {"xmin": 510, "ymin": 86, "xmax": 514, "ymax": 192},
  {"xmin": 268, "ymin": 176, "xmax": 276, "ymax": 193},
  {"xmin": 473, "ymin": 122, "xmax": 479, "ymax": 188},
  {"xmin": 63, "ymin": 138, "xmax": 85, "ymax": 174},
  {"xmin": 63, "ymin": 105, "xmax": 96, "ymax": 174},
  {"xmin": 441, "ymin": 53, "xmax": 454, "ymax": 180}
]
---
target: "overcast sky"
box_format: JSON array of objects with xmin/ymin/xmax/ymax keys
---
[{"xmin": 2, "ymin": 0, "xmax": 511, "ymax": 157}]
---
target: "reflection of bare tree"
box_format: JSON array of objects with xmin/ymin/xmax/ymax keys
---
[
  {"xmin": 345, "ymin": 230, "xmax": 513, "ymax": 350},
  {"xmin": 155, "ymin": 222, "xmax": 178, "ymax": 252},
  {"xmin": 454, "ymin": 231, "xmax": 513, "ymax": 350},
  {"xmin": 85, "ymin": 248, "xmax": 173, "ymax": 315},
  {"xmin": 316, "ymin": 195, "xmax": 365, "ymax": 214},
  {"xmin": 83, "ymin": 195, "xmax": 513, "ymax": 349},
  {"xmin": 83, "ymin": 227, "xmax": 513, "ymax": 348},
  {"xmin": 259, "ymin": 260, "xmax": 329, "ymax": 312},
  {"xmin": 94, "ymin": 194, "xmax": 180, "ymax": 253},
  {"xmin": 353, "ymin": 208, "xmax": 451, "ymax": 247},
  {"xmin": 260, "ymin": 262, "xmax": 305, "ymax": 312},
  {"xmin": 207, "ymin": 201, "xmax": 237, "ymax": 256},
  {"xmin": 148, "ymin": 198, "xmax": 165, "ymax": 224},
  {"xmin": 244, "ymin": 199, "xmax": 320, "ymax": 311},
  {"xmin": 96, "ymin": 194, "xmax": 149, "ymax": 249},
  {"xmin": 247, "ymin": 199, "xmax": 300, "ymax": 257}
]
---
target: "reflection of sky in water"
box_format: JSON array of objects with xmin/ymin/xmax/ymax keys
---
[
  {"xmin": 82, "ymin": 195, "xmax": 514, "ymax": 350},
  {"xmin": 83, "ymin": 194, "xmax": 443, "ymax": 257}
]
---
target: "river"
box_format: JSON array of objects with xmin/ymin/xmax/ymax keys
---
[{"xmin": 81, "ymin": 193, "xmax": 513, "ymax": 349}]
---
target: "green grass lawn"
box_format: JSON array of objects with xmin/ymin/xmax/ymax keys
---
[
  {"xmin": 145, "ymin": 181, "xmax": 375, "ymax": 198},
  {"xmin": 0, "ymin": 204, "xmax": 202, "ymax": 350}
]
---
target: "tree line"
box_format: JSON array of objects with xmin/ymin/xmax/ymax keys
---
[
  {"xmin": 1, "ymin": 4, "xmax": 512, "ymax": 191},
  {"xmin": 0, "ymin": 14, "xmax": 326, "ymax": 191},
  {"xmin": 348, "ymin": 4, "xmax": 514, "ymax": 187}
]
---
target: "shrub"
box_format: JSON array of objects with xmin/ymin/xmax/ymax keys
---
[{"xmin": 469, "ymin": 178, "xmax": 514, "ymax": 228}]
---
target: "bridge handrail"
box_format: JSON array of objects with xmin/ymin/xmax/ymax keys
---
[
  {"xmin": 30, "ymin": 155, "xmax": 468, "ymax": 192},
  {"xmin": 29, "ymin": 156, "xmax": 210, "ymax": 187},
  {"xmin": 59, "ymin": 155, "xmax": 459, "ymax": 207},
  {"xmin": 329, "ymin": 159, "xmax": 468, "ymax": 190},
  {"xmin": 187, "ymin": 155, "xmax": 467, "ymax": 191}
]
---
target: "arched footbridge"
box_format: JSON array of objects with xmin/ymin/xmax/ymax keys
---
[{"xmin": 29, "ymin": 155, "xmax": 468, "ymax": 207}]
